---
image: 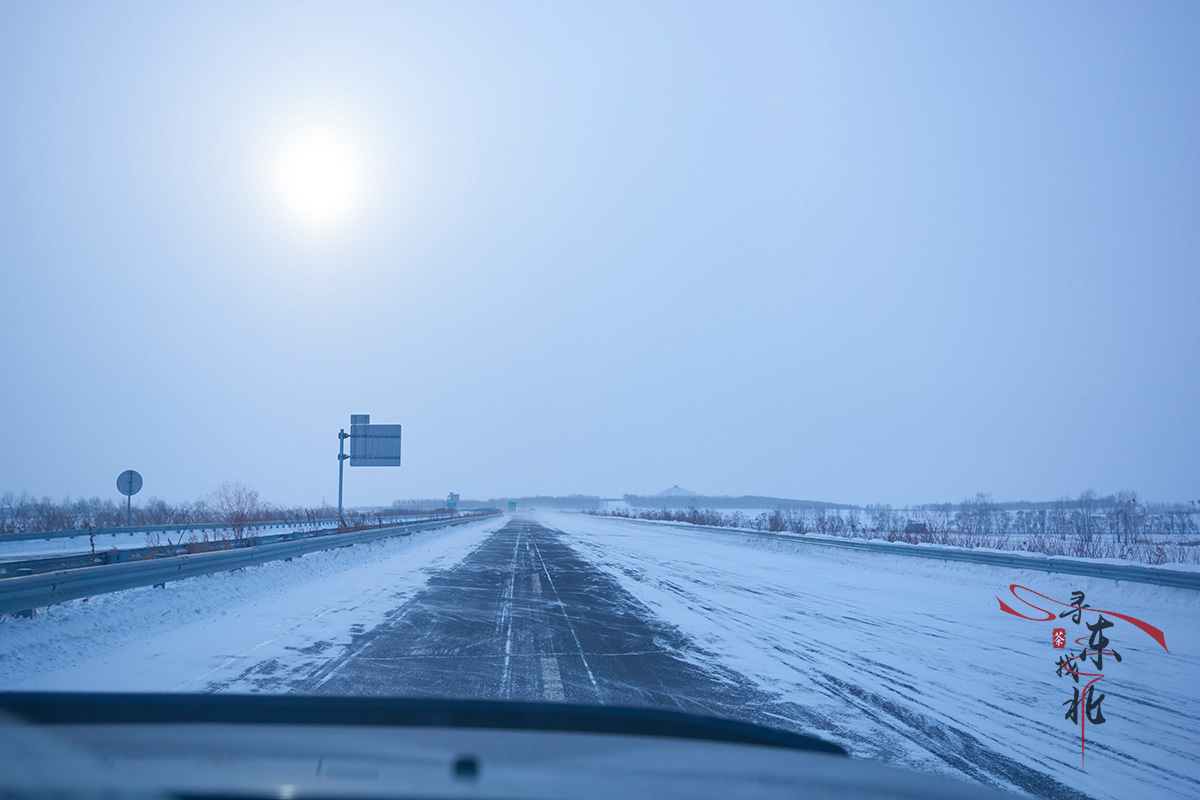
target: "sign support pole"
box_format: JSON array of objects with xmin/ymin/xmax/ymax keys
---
[
  {"xmin": 337, "ymin": 428, "xmax": 349, "ymax": 522},
  {"xmin": 336, "ymin": 415, "xmax": 400, "ymax": 526},
  {"xmin": 116, "ymin": 470, "xmax": 142, "ymax": 527}
]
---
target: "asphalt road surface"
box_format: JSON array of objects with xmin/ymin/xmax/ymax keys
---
[{"xmin": 295, "ymin": 517, "xmax": 773, "ymax": 720}]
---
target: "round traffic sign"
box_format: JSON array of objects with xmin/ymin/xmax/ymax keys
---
[{"xmin": 116, "ymin": 470, "xmax": 143, "ymax": 496}]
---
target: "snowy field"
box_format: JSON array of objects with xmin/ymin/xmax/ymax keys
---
[
  {"xmin": 609, "ymin": 516, "xmax": 1200, "ymax": 574},
  {"xmin": 0, "ymin": 515, "xmax": 506, "ymax": 691},
  {"xmin": 543, "ymin": 512, "xmax": 1200, "ymax": 800}
]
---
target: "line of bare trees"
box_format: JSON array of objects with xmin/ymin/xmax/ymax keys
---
[
  {"xmin": 588, "ymin": 490, "xmax": 1200, "ymax": 566},
  {"xmin": 0, "ymin": 481, "xmax": 431, "ymax": 536}
]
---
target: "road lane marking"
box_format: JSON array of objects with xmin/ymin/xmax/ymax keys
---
[
  {"xmin": 529, "ymin": 538, "xmax": 600, "ymax": 694},
  {"xmin": 500, "ymin": 530, "xmax": 522, "ymax": 696},
  {"xmin": 541, "ymin": 656, "xmax": 565, "ymax": 701},
  {"xmin": 532, "ymin": 572, "xmax": 541, "ymax": 595}
]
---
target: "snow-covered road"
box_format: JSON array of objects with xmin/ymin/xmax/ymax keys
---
[{"xmin": 543, "ymin": 512, "xmax": 1200, "ymax": 800}]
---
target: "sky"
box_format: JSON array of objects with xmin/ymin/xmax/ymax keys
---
[{"xmin": 1, "ymin": 2, "xmax": 1197, "ymax": 510}]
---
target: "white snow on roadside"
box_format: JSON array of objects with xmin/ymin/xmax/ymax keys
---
[
  {"xmin": 542, "ymin": 511, "xmax": 1200, "ymax": 800},
  {"xmin": 0, "ymin": 516, "xmax": 505, "ymax": 693},
  {"xmin": 610, "ymin": 516, "xmax": 1200, "ymax": 573}
]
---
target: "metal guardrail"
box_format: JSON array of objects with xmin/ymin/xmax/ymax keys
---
[
  {"xmin": 595, "ymin": 516, "xmax": 1200, "ymax": 591},
  {"xmin": 0, "ymin": 511, "xmax": 501, "ymax": 616},
  {"xmin": 0, "ymin": 514, "xmax": 453, "ymax": 544},
  {"xmin": 0, "ymin": 514, "xmax": 455, "ymax": 577}
]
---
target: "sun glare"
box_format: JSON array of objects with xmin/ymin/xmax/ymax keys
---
[{"xmin": 268, "ymin": 122, "xmax": 368, "ymax": 234}]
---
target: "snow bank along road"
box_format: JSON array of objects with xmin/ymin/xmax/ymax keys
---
[{"xmin": 3, "ymin": 514, "xmax": 1197, "ymax": 800}]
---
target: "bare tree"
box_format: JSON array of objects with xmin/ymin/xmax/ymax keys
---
[
  {"xmin": 141, "ymin": 497, "xmax": 176, "ymax": 526},
  {"xmin": 868, "ymin": 503, "xmax": 895, "ymax": 533},
  {"xmin": 0, "ymin": 491, "xmax": 16, "ymax": 534},
  {"xmin": 1049, "ymin": 497, "xmax": 1071, "ymax": 540},
  {"xmin": 1074, "ymin": 488, "xmax": 1098, "ymax": 543},
  {"xmin": 206, "ymin": 480, "xmax": 262, "ymax": 543},
  {"xmin": 957, "ymin": 492, "xmax": 997, "ymax": 539},
  {"xmin": 32, "ymin": 495, "xmax": 72, "ymax": 532},
  {"xmin": 1110, "ymin": 490, "xmax": 1142, "ymax": 545}
]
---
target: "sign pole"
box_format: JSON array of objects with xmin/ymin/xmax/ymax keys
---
[
  {"xmin": 337, "ymin": 428, "xmax": 349, "ymax": 522},
  {"xmin": 336, "ymin": 414, "xmax": 400, "ymax": 526},
  {"xmin": 116, "ymin": 470, "xmax": 142, "ymax": 526}
]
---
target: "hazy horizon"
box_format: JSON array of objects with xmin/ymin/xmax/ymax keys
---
[{"xmin": 3, "ymin": 482, "xmax": 1194, "ymax": 516}]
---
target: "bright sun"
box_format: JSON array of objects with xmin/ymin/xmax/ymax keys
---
[{"xmin": 268, "ymin": 123, "xmax": 368, "ymax": 234}]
